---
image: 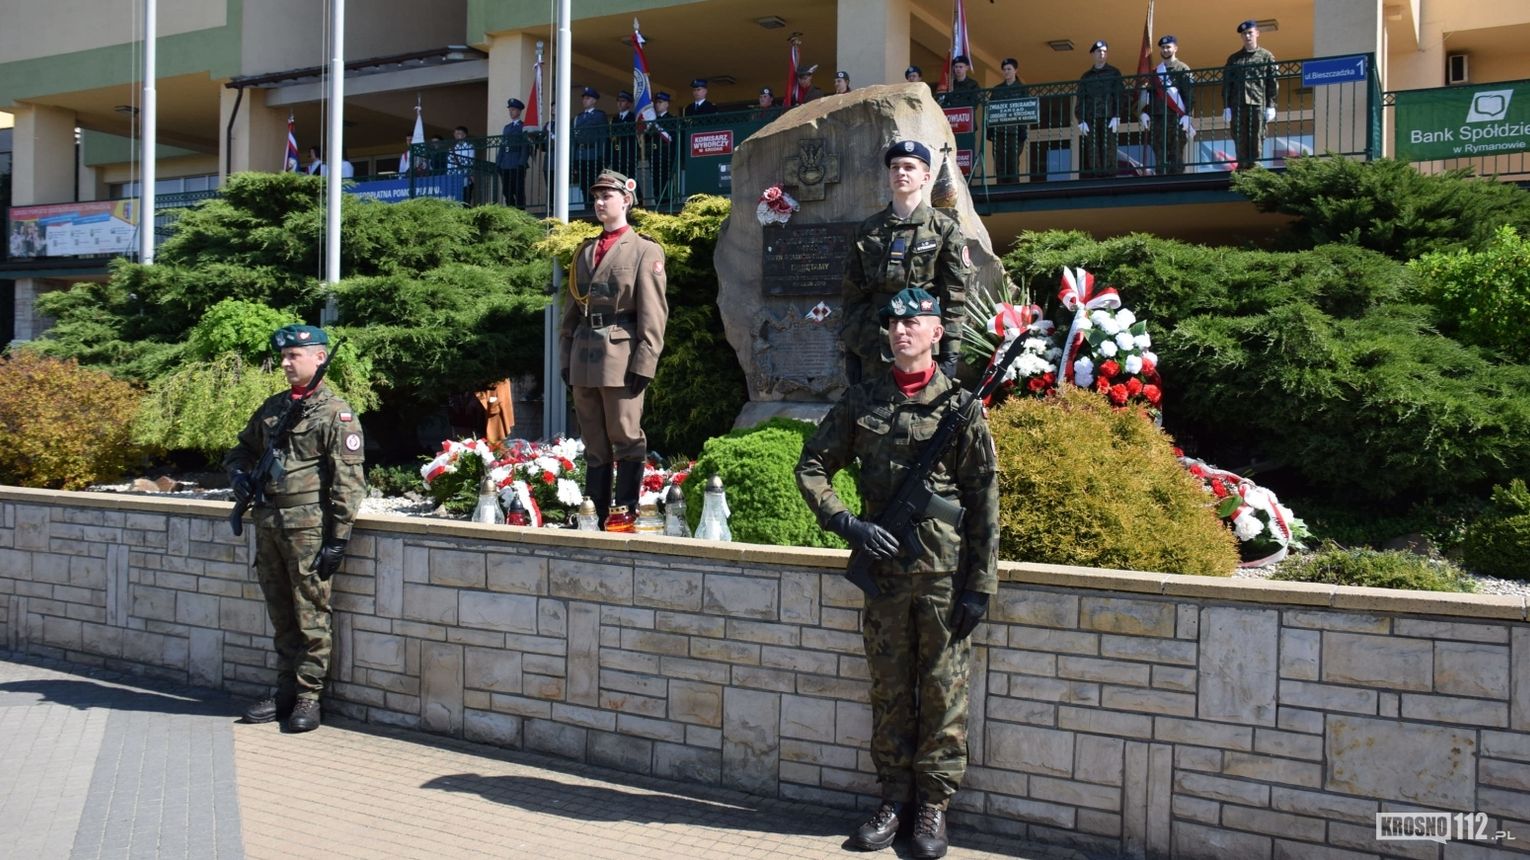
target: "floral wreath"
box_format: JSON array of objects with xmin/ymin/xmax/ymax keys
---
[{"xmin": 756, "ymin": 185, "xmax": 800, "ymax": 226}]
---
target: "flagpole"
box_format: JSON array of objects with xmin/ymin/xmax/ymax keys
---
[
  {"xmin": 139, "ymin": 0, "xmax": 156, "ymax": 264},
  {"xmin": 322, "ymin": 0, "xmax": 345, "ymax": 324},
  {"xmin": 544, "ymin": 0, "xmax": 572, "ymax": 439}
]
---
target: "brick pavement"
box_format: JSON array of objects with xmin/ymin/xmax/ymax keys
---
[{"xmin": 1, "ymin": 653, "xmax": 1095, "ymax": 860}]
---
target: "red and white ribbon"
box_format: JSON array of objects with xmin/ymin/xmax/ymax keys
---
[{"xmin": 1057, "ymin": 267, "xmax": 1120, "ymax": 385}]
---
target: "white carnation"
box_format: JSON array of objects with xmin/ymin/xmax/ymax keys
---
[
  {"xmin": 1023, "ymin": 337, "xmax": 1049, "ymax": 353},
  {"xmin": 1135, "ymin": 332, "xmax": 1152, "ymax": 349},
  {"xmin": 1115, "ymin": 309, "xmax": 1137, "ymax": 327},
  {"xmin": 1076, "ymin": 315, "xmax": 1093, "ymax": 331},
  {"xmin": 1124, "ymin": 354, "xmax": 1143, "ymax": 374},
  {"xmin": 1115, "ymin": 331, "xmax": 1136, "ymax": 351},
  {"xmin": 556, "ymin": 479, "xmax": 583, "ymax": 506},
  {"xmin": 1233, "ymin": 511, "xmax": 1264, "ymax": 541},
  {"xmin": 1098, "ymin": 340, "xmax": 1118, "ymax": 357}
]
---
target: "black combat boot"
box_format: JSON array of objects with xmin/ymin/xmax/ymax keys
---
[
  {"xmin": 614, "ymin": 460, "xmax": 644, "ymax": 515},
  {"xmin": 909, "ymin": 802, "xmax": 948, "ymax": 859},
  {"xmin": 287, "ymin": 699, "xmax": 322, "ymax": 733},
  {"xmin": 585, "ymin": 462, "xmax": 614, "ymax": 527},
  {"xmin": 849, "ymin": 800, "xmax": 901, "ymax": 851},
  {"xmin": 242, "ymin": 688, "xmax": 296, "ymax": 724}
]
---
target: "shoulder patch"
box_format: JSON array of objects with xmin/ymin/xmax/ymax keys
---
[
  {"xmin": 961, "ymin": 246, "xmax": 973, "ymax": 268},
  {"xmin": 338, "ymin": 412, "xmax": 353, "ymax": 423},
  {"xmin": 344, "ymin": 433, "xmax": 362, "ymax": 452},
  {"xmin": 652, "ymin": 259, "xmax": 664, "ymax": 276},
  {"xmin": 913, "ymin": 238, "xmax": 939, "ymax": 253}
]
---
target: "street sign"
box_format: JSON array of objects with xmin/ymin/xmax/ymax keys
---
[
  {"xmin": 1301, "ymin": 55, "xmax": 1367, "ymax": 87},
  {"xmin": 986, "ymin": 96, "xmax": 1040, "ymax": 126}
]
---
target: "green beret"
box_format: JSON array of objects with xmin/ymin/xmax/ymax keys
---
[
  {"xmin": 271, "ymin": 324, "xmax": 328, "ymax": 351},
  {"xmin": 879, "ymin": 287, "xmax": 941, "ymax": 321}
]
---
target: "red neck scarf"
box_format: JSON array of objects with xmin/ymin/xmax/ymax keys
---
[
  {"xmin": 593, "ymin": 225, "xmax": 629, "ymax": 269},
  {"xmin": 891, "ymin": 363, "xmax": 936, "ymax": 397}
]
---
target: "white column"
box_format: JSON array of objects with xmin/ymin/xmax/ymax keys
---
[{"xmin": 836, "ymin": 0, "xmax": 912, "ymax": 89}]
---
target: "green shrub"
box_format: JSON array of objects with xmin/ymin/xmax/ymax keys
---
[
  {"xmin": 0, "ymin": 349, "xmax": 153, "ymax": 489},
  {"xmin": 990, "ymin": 388, "xmax": 1238, "ymax": 576},
  {"xmin": 1410, "ymin": 226, "xmax": 1530, "ymax": 364},
  {"xmin": 367, "ymin": 464, "xmax": 422, "ymax": 497},
  {"xmin": 1232, "ymin": 155, "xmax": 1530, "ymax": 259},
  {"xmin": 1272, "ymin": 541, "xmax": 1476, "ymax": 592},
  {"xmin": 684, "ymin": 417, "xmax": 860, "ymax": 548},
  {"xmin": 424, "ymin": 450, "xmax": 487, "ymax": 516},
  {"xmin": 1460, "ymin": 480, "xmax": 1530, "ymax": 581},
  {"xmin": 186, "ymin": 299, "xmax": 300, "ymax": 364}
]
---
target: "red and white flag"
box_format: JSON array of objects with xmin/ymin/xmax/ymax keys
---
[
  {"xmin": 785, "ymin": 35, "xmax": 801, "ymax": 106},
  {"xmin": 526, "ymin": 55, "xmax": 542, "ymax": 129},
  {"xmin": 284, "ymin": 116, "xmax": 300, "ymax": 172},
  {"xmin": 400, "ymin": 104, "xmax": 424, "ymax": 173},
  {"xmin": 1136, "ymin": 0, "xmax": 1156, "ymax": 78},
  {"xmin": 939, "ymin": 0, "xmax": 969, "ymax": 92}
]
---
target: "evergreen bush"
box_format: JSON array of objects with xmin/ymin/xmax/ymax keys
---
[
  {"xmin": 1409, "ymin": 226, "xmax": 1530, "ymax": 364},
  {"xmin": 0, "ymin": 349, "xmax": 153, "ymax": 489},
  {"xmin": 1459, "ymin": 480, "xmax": 1530, "ymax": 581},
  {"xmin": 989, "ymin": 388, "xmax": 1238, "ymax": 576},
  {"xmin": 1272, "ymin": 542, "xmax": 1476, "ymax": 592},
  {"xmin": 185, "ymin": 299, "xmax": 298, "ymax": 364},
  {"xmin": 683, "ymin": 417, "xmax": 860, "ymax": 548}
]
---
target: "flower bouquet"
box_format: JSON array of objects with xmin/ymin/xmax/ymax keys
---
[
  {"xmin": 755, "ymin": 185, "xmax": 800, "ymax": 226},
  {"xmin": 420, "ymin": 438, "xmax": 498, "ymax": 515},
  {"xmin": 1180, "ymin": 454, "xmax": 1308, "ymax": 567},
  {"xmin": 1057, "ymin": 267, "xmax": 1162, "ymax": 413},
  {"xmin": 487, "ymin": 437, "xmax": 587, "ymax": 527},
  {"xmin": 981, "ymin": 301, "xmax": 1059, "ymax": 407}
]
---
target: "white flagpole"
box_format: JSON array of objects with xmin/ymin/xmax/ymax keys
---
[
  {"xmin": 543, "ymin": 0, "xmax": 573, "ymax": 439},
  {"xmin": 140, "ymin": 0, "xmax": 157, "ymax": 263},
  {"xmin": 323, "ymin": 0, "xmax": 345, "ymax": 323}
]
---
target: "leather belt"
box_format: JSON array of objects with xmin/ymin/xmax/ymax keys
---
[
  {"xmin": 586, "ymin": 311, "xmax": 636, "ymax": 329},
  {"xmin": 266, "ymin": 492, "xmax": 321, "ymax": 507}
]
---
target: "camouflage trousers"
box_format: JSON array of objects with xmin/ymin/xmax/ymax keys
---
[
  {"xmin": 254, "ymin": 525, "xmax": 333, "ymax": 700},
  {"xmin": 1230, "ymin": 107, "xmax": 1268, "ymax": 169},
  {"xmin": 862, "ymin": 572, "xmax": 971, "ymax": 804}
]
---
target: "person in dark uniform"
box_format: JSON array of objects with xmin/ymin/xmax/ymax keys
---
[
  {"xmin": 986, "ymin": 57, "xmax": 1029, "ymax": 184},
  {"xmin": 497, "ymin": 98, "xmax": 532, "ymax": 206},
  {"xmin": 572, "ymin": 86, "xmax": 608, "ymax": 204},
  {"xmin": 789, "ymin": 64, "xmax": 825, "ymax": 106},
  {"xmin": 1140, "ymin": 35, "xmax": 1196, "ymax": 175},
  {"xmin": 226, "ymin": 325, "xmax": 366, "ymax": 734},
  {"xmin": 1076, "ymin": 40, "xmax": 1124, "ymax": 179},
  {"xmin": 834, "ymin": 70, "xmax": 851, "ymax": 94},
  {"xmin": 1223, "ymin": 19, "xmax": 1278, "ymax": 170},
  {"xmin": 754, "ymin": 87, "xmax": 780, "ymax": 121},
  {"xmin": 560, "ymin": 170, "xmax": 668, "ymax": 531},
  {"xmin": 942, "ymin": 54, "xmax": 981, "ymax": 107},
  {"xmin": 647, "ymin": 92, "xmax": 679, "ymax": 206},
  {"xmin": 841, "ymin": 140, "xmax": 972, "ymax": 383},
  {"xmin": 684, "ymin": 79, "xmax": 717, "ymax": 116},
  {"xmin": 609, "ymin": 91, "xmax": 640, "ymax": 200},
  {"xmin": 796, "ymin": 287, "xmax": 998, "ymax": 860}
]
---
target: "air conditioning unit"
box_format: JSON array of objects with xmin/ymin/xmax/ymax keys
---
[{"xmin": 1447, "ymin": 53, "xmax": 1469, "ymax": 85}]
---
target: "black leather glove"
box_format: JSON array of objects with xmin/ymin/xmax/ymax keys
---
[
  {"xmin": 844, "ymin": 353, "xmax": 863, "ymax": 385},
  {"xmin": 827, "ymin": 511, "xmax": 900, "ymax": 560},
  {"xmin": 230, "ymin": 471, "xmax": 257, "ymax": 505},
  {"xmin": 938, "ymin": 349, "xmax": 960, "ymax": 379},
  {"xmin": 949, "ymin": 590, "xmax": 989, "ymax": 642},
  {"xmin": 314, "ymin": 540, "xmax": 348, "ymax": 581},
  {"xmin": 625, "ymin": 372, "xmax": 651, "ymax": 395},
  {"xmin": 560, "ymin": 367, "xmax": 570, "ymax": 386}
]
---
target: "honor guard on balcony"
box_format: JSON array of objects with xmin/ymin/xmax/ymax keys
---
[
  {"xmin": 573, "ymin": 87, "xmax": 609, "ymax": 202},
  {"xmin": 497, "ymin": 98, "xmax": 531, "ymax": 207},
  {"xmin": 1140, "ymin": 35, "xmax": 1196, "ymax": 175},
  {"xmin": 647, "ymin": 92, "xmax": 679, "ymax": 206},
  {"xmin": 796, "ymin": 288, "xmax": 998, "ymax": 860},
  {"xmin": 1223, "ymin": 19, "xmax": 1278, "ymax": 169},
  {"xmin": 841, "ymin": 140, "xmax": 971, "ymax": 384},
  {"xmin": 610, "ymin": 91, "xmax": 641, "ymax": 201},
  {"xmin": 1076, "ymin": 40, "xmax": 1124, "ymax": 179},
  {"xmin": 986, "ymin": 58, "xmax": 1030, "ymax": 184},
  {"xmin": 225, "ymin": 325, "xmax": 365, "ymax": 733},
  {"xmin": 560, "ymin": 170, "xmax": 668, "ymax": 531}
]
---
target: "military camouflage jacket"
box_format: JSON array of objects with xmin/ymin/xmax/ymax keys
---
[
  {"xmin": 1143, "ymin": 58, "xmax": 1195, "ymax": 118},
  {"xmin": 841, "ymin": 202, "xmax": 970, "ymax": 365},
  {"xmin": 796, "ymin": 370, "xmax": 999, "ymax": 592},
  {"xmin": 1223, "ymin": 47, "xmax": 1278, "ymax": 107},
  {"xmin": 224, "ymin": 383, "xmax": 366, "ymax": 539},
  {"xmin": 1076, "ymin": 63, "xmax": 1124, "ymax": 121}
]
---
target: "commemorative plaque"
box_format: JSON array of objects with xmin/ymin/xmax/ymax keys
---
[{"xmin": 761, "ymin": 221, "xmax": 858, "ymax": 297}]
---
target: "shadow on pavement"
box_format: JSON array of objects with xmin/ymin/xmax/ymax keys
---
[{"xmin": 0, "ymin": 678, "xmax": 234, "ymax": 717}]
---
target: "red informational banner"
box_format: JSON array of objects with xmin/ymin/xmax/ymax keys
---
[
  {"xmin": 943, "ymin": 106, "xmax": 975, "ymax": 134},
  {"xmin": 6, "ymin": 199, "xmax": 138, "ymax": 259},
  {"xmin": 690, "ymin": 130, "xmax": 735, "ymax": 158},
  {"xmin": 956, "ymin": 149, "xmax": 973, "ymax": 175}
]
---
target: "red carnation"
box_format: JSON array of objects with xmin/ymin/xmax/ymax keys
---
[
  {"xmin": 1210, "ymin": 477, "xmax": 1229, "ymax": 498},
  {"xmin": 1125, "ymin": 378, "xmax": 1144, "ymax": 397},
  {"xmin": 673, "ymin": 471, "xmax": 689, "ymax": 485},
  {"xmin": 1108, "ymin": 383, "xmax": 1129, "ymax": 405},
  {"xmin": 542, "ymin": 470, "xmax": 556, "ymax": 484},
  {"xmin": 1143, "ymin": 384, "xmax": 1162, "ymax": 406},
  {"xmin": 1099, "ymin": 359, "xmax": 1121, "ymax": 378},
  {"xmin": 1094, "ymin": 376, "xmax": 1110, "ymax": 393},
  {"xmin": 1141, "ymin": 356, "xmax": 1156, "ymax": 374},
  {"xmin": 643, "ymin": 473, "xmax": 663, "ymax": 492}
]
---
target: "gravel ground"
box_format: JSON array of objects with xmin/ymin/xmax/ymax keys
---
[{"xmin": 82, "ymin": 482, "xmax": 1530, "ymax": 597}]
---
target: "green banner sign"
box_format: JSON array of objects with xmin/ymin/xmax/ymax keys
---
[
  {"xmin": 986, "ymin": 96, "xmax": 1040, "ymax": 127},
  {"xmin": 1395, "ymin": 81, "xmax": 1530, "ymax": 161}
]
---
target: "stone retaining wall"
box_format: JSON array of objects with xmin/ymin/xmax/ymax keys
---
[{"xmin": 1, "ymin": 486, "xmax": 1527, "ymax": 860}]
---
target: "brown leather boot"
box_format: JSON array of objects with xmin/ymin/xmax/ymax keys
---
[
  {"xmin": 849, "ymin": 800, "xmax": 901, "ymax": 851},
  {"xmin": 910, "ymin": 802, "xmax": 948, "ymax": 859}
]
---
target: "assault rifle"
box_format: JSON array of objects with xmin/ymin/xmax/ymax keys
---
[
  {"xmin": 228, "ymin": 353, "xmax": 333, "ymax": 537},
  {"xmin": 843, "ymin": 334, "xmax": 1030, "ymax": 598}
]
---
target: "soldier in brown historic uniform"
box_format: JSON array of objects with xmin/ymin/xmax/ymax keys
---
[
  {"xmin": 560, "ymin": 170, "xmax": 668, "ymax": 531},
  {"xmin": 225, "ymin": 325, "xmax": 366, "ymax": 733}
]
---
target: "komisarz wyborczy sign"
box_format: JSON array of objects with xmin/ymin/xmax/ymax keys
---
[{"xmin": 1394, "ymin": 80, "xmax": 1530, "ymax": 161}]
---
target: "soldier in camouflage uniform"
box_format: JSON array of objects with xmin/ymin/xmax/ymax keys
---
[
  {"xmin": 842, "ymin": 140, "xmax": 971, "ymax": 386},
  {"xmin": 225, "ymin": 325, "xmax": 366, "ymax": 733},
  {"xmin": 796, "ymin": 288, "xmax": 998, "ymax": 859},
  {"xmin": 1223, "ymin": 19, "xmax": 1278, "ymax": 170},
  {"xmin": 1140, "ymin": 35, "xmax": 1196, "ymax": 175},
  {"xmin": 1076, "ymin": 40, "xmax": 1124, "ymax": 179}
]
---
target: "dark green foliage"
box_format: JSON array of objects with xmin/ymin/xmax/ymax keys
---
[
  {"xmin": 643, "ymin": 304, "xmax": 748, "ymax": 456},
  {"xmin": 1290, "ymin": 495, "xmax": 1480, "ymax": 554},
  {"xmin": 683, "ymin": 417, "xmax": 860, "ymax": 548},
  {"xmin": 1233, "ymin": 156, "xmax": 1530, "ymax": 259},
  {"xmin": 1272, "ymin": 542, "xmax": 1476, "ymax": 593},
  {"xmin": 1410, "ymin": 226, "xmax": 1530, "ymax": 363},
  {"xmin": 367, "ymin": 464, "xmax": 422, "ymax": 497},
  {"xmin": 1002, "ymin": 230, "xmax": 1530, "ymax": 504},
  {"xmin": 990, "ymin": 388, "xmax": 1239, "ymax": 576},
  {"xmin": 1460, "ymin": 480, "xmax": 1530, "ymax": 581},
  {"xmin": 424, "ymin": 450, "xmax": 487, "ymax": 516}
]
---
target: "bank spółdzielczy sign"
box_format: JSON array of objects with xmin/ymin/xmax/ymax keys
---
[{"xmin": 1395, "ymin": 81, "xmax": 1530, "ymax": 161}]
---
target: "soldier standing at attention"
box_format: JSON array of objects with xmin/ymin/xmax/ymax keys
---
[
  {"xmin": 986, "ymin": 57, "xmax": 1029, "ymax": 184},
  {"xmin": 789, "ymin": 64, "xmax": 826, "ymax": 106},
  {"xmin": 942, "ymin": 55, "xmax": 982, "ymax": 107},
  {"xmin": 1140, "ymin": 35, "xmax": 1196, "ymax": 175},
  {"xmin": 684, "ymin": 79, "xmax": 717, "ymax": 116},
  {"xmin": 560, "ymin": 170, "xmax": 668, "ymax": 531},
  {"xmin": 498, "ymin": 98, "xmax": 531, "ymax": 207},
  {"xmin": 647, "ymin": 92, "xmax": 678, "ymax": 206},
  {"xmin": 226, "ymin": 325, "xmax": 365, "ymax": 733},
  {"xmin": 1223, "ymin": 19, "xmax": 1278, "ymax": 170},
  {"xmin": 796, "ymin": 287, "xmax": 998, "ymax": 860},
  {"xmin": 833, "ymin": 70, "xmax": 852, "ymax": 95},
  {"xmin": 610, "ymin": 91, "xmax": 640, "ymax": 201},
  {"xmin": 841, "ymin": 140, "xmax": 971, "ymax": 384},
  {"xmin": 1076, "ymin": 40, "xmax": 1124, "ymax": 179},
  {"xmin": 572, "ymin": 87, "xmax": 608, "ymax": 203}
]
